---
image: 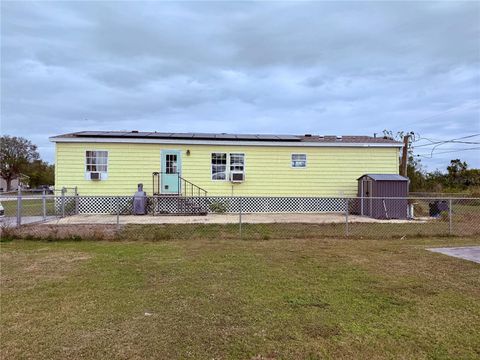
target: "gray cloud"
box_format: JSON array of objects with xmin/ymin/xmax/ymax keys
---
[{"xmin": 1, "ymin": 1, "xmax": 479, "ymax": 170}]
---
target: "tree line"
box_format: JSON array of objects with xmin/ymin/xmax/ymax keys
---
[{"xmin": 407, "ymin": 156, "xmax": 480, "ymax": 194}]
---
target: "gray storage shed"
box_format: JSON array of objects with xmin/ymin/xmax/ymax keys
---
[{"xmin": 357, "ymin": 174, "xmax": 409, "ymax": 219}]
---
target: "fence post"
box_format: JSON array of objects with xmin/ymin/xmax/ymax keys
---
[
  {"xmin": 116, "ymin": 196, "xmax": 120, "ymax": 229},
  {"xmin": 239, "ymin": 196, "xmax": 243, "ymax": 240},
  {"xmin": 16, "ymin": 186, "xmax": 22, "ymax": 227},
  {"xmin": 448, "ymin": 198, "xmax": 452, "ymax": 236},
  {"xmin": 42, "ymin": 189, "xmax": 47, "ymax": 220},
  {"xmin": 74, "ymin": 186, "xmax": 79, "ymax": 215},
  {"xmin": 61, "ymin": 187, "xmax": 66, "ymax": 218},
  {"xmin": 345, "ymin": 198, "xmax": 349, "ymax": 237}
]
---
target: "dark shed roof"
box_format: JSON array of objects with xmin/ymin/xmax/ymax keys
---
[{"xmin": 358, "ymin": 174, "xmax": 409, "ymax": 181}]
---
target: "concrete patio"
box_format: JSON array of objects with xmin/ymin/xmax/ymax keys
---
[
  {"xmin": 44, "ymin": 213, "xmax": 424, "ymax": 225},
  {"xmin": 427, "ymin": 247, "xmax": 480, "ymax": 264}
]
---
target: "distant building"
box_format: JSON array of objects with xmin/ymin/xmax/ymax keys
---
[{"xmin": 0, "ymin": 175, "xmax": 22, "ymax": 192}]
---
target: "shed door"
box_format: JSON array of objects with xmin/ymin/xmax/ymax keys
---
[
  {"xmin": 161, "ymin": 150, "xmax": 181, "ymax": 194},
  {"xmin": 361, "ymin": 179, "xmax": 373, "ymax": 216}
]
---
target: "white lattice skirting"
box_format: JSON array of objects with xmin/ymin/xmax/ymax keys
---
[{"xmin": 54, "ymin": 196, "xmax": 347, "ymax": 215}]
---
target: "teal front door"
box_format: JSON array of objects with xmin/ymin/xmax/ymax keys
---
[{"xmin": 161, "ymin": 150, "xmax": 181, "ymax": 194}]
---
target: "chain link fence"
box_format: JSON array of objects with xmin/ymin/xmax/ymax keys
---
[{"xmin": 2, "ymin": 193, "xmax": 479, "ymax": 241}]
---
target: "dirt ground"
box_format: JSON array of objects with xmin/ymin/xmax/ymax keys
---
[{"xmin": 45, "ymin": 212, "xmax": 424, "ymax": 225}]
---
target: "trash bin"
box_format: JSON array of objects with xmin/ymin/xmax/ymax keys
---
[
  {"xmin": 437, "ymin": 201, "xmax": 449, "ymax": 213},
  {"xmin": 429, "ymin": 200, "xmax": 449, "ymax": 217}
]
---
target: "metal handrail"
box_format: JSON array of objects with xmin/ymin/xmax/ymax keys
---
[
  {"xmin": 152, "ymin": 172, "xmax": 207, "ymax": 197},
  {"xmin": 178, "ymin": 175, "xmax": 208, "ymax": 196}
]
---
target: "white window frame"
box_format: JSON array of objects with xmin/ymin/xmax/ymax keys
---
[
  {"xmin": 211, "ymin": 152, "xmax": 246, "ymax": 181},
  {"xmin": 291, "ymin": 153, "xmax": 307, "ymax": 168},
  {"xmin": 85, "ymin": 150, "xmax": 109, "ymax": 180},
  {"xmin": 229, "ymin": 153, "xmax": 246, "ymax": 181},
  {"xmin": 211, "ymin": 152, "xmax": 228, "ymax": 181}
]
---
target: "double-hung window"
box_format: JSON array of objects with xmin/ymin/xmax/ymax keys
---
[
  {"xmin": 211, "ymin": 153, "xmax": 227, "ymax": 180},
  {"xmin": 291, "ymin": 153, "xmax": 307, "ymax": 168},
  {"xmin": 86, "ymin": 150, "xmax": 108, "ymax": 179},
  {"xmin": 230, "ymin": 153, "xmax": 245, "ymax": 172},
  {"xmin": 211, "ymin": 153, "xmax": 245, "ymax": 181}
]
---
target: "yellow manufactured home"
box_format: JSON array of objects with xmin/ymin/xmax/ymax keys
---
[{"xmin": 50, "ymin": 131, "xmax": 402, "ymax": 196}]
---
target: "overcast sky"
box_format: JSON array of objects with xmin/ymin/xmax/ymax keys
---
[{"xmin": 1, "ymin": 1, "xmax": 479, "ymax": 170}]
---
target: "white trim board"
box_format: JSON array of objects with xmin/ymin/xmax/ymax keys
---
[{"xmin": 50, "ymin": 137, "xmax": 402, "ymax": 148}]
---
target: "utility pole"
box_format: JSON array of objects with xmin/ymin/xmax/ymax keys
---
[{"xmin": 400, "ymin": 134, "xmax": 410, "ymax": 177}]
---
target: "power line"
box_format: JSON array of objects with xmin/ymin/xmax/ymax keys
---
[
  {"xmin": 428, "ymin": 138, "xmax": 478, "ymax": 157},
  {"xmin": 418, "ymin": 146, "xmax": 480, "ymax": 152},
  {"xmin": 414, "ymin": 137, "xmax": 480, "ymax": 147},
  {"xmin": 421, "ymin": 141, "xmax": 480, "ymax": 147},
  {"xmin": 412, "ymin": 134, "xmax": 480, "ymax": 159},
  {"xmin": 413, "ymin": 134, "xmax": 480, "ymax": 148},
  {"xmin": 416, "ymin": 146, "xmax": 480, "ymax": 158},
  {"xmin": 413, "ymin": 136, "xmax": 442, "ymax": 144}
]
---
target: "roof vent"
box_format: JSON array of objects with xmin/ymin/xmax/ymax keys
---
[{"xmin": 132, "ymin": 130, "xmax": 139, "ymax": 133}]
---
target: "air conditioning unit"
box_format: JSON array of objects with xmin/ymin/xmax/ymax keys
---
[
  {"xmin": 230, "ymin": 171, "xmax": 244, "ymax": 183},
  {"xmin": 90, "ymin": 172, "xmax": 101, "ymax": 180}
]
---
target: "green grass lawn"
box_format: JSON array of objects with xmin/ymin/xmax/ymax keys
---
[
  {"xmin": 1, "ymin": 198, "xmax": 56, "ymax": 216},
  {"xmin": 1, "ymin": 237, "xmax": 479, "ymax": 359}
]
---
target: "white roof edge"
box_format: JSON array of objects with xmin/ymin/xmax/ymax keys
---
[{"xmin": 49, "ymin": 136, "xmax": 403, "ymax": 148}]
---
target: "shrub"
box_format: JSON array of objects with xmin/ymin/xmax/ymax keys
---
[{"xmin": 208, "ymin": 200, "xmax": 228, "ymax": 213}]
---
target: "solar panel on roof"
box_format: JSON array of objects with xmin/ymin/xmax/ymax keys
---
[
  {"xmin": 121, "ymin": 132, "xmax": 151, "ymax": 137},
  {"xmin": 144, "ymin": 132, "xmax": 173, "ymax": 138},
  {"xmin": 215, "ymin": 134, "xmax": 237, "ymax": 139},
  {"xmin": 277, "ymin": 135, "xmax": 300, "ymax": 141},
  {"xmin": 76, "ymin": 131, "xmax": 105, "ymax": 136},
  {"xmin": 192, "ymin": 133, "xmax": 217, "ymax": 139},
  {"xmin": 107, "ymin": 132, "xmax": 133, "ymax": 136},
  {"xmin": 256, "ymin": 135, "xmax": 279, "ymax": 140},
  {"xmin": 170, "ymin": 133, "xmax": 195, "ymax": 138},
  {"xmin": 69, "ymin": 131, "xmax": 388, "ymax": 143},
  {"xmin": 234, "ymin": 134, "xmax": 259, "ymax": 140}
]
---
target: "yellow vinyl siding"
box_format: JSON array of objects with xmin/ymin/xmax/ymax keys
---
[{"xmin": 55, "ymin": 142, "xmax": 399, "ymax": 196}]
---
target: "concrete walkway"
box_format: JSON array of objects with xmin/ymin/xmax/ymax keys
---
[
  {"xmin": 0, "ymin": 216, "xmax": 58, "ymax": 227},
  {"xmin": 427, "ymin": 247, "xmax": 480, "ymax": 264}
]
